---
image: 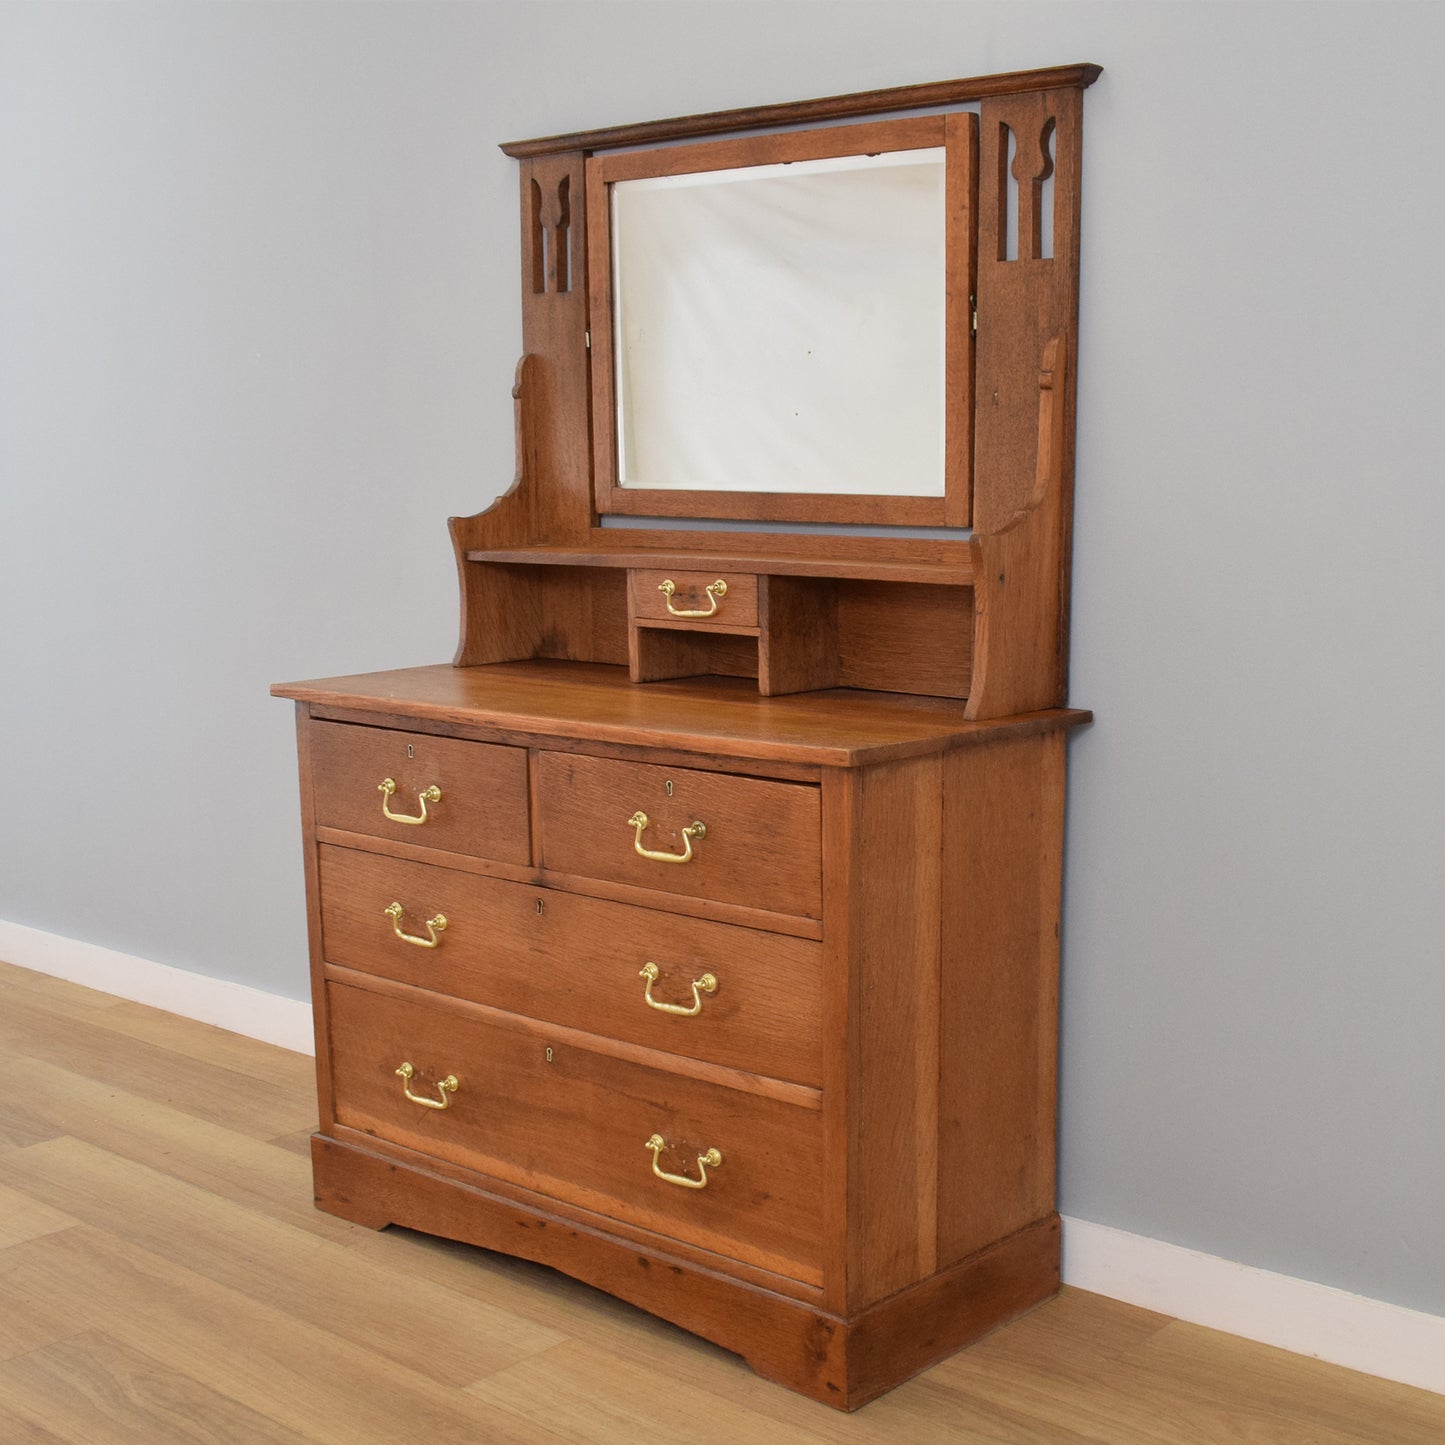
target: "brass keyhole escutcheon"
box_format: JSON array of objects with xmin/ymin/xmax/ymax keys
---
[{"xmin": 545, "ymin": 1047, "xmax": 554, "ymax": 1063}]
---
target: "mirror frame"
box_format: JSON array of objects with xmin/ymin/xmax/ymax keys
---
[{"xmin": 585, "ymin": 114, "xmax": 979, "ymax": 528}]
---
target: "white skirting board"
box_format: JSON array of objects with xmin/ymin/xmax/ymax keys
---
[
  {"xmin": 1063, "ymin": 1217, "xmax": 1445, "ymax": 1398},
  {"xmin": 0, "ymin": 918, "xmax": 314, "ymax": 1056},
  {"xmin": 3, "ymin": 917, "xmax": 1441, "ymax": 1398}
]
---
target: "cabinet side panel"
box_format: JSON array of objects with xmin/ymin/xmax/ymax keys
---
[
  {"xmin": 937, "ymin": 731, "xmax": 1064, "ymax": 1265},
  {"xmin": 840, "ymin": 756, "xmax": 943, "ymax": 1312},
  {"xmin": 294, "ymin": 705, "xmax": 333, "ymax": 1127}
]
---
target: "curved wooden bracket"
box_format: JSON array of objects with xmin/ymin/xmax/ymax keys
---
[{"xmin": 965, "ymin": 334, "xmax": 1070, "ymax": 720}]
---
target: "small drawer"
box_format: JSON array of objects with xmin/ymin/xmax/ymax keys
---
[
  {"xmin": 327, "ymin": 980, "xmax": 823, "ymax": 1284},
  {"xmin": 535, "ymin": 753, "xmax": 821, "ymax": 919},
  {"xmin": 318, "ymin": 844, "xmax": 823, "ymax": 1085},
  {"xmin": 308, "ymin": 721, "xmax": 529, "ymax": 864},
  {"xmin": 629, "ymin": 570, "xmax": 759, "ymax": 629}
]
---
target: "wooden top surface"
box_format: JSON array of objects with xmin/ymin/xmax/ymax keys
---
[{"xmin": 272, "ymin": 661, "xmax": 1090, "ymax": 767}]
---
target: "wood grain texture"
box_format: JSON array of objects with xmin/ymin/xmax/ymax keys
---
[
  {"xmin": 4, "ymin": 961, "xmax": 1444, "ymax": 1439},
  {"xmin": 938, "ymin": 730, "xmax": 1065, "ymax": 1265},
  {"xmin": 307, "ymin": 718, "xmax": 532, "ymax": 863},
  {"xmin": 275, "ymin": 659, "xmax": 1089, "ymax": 768},
  {"xmin": 533, "ymin": 749, "xmax": 822, "ymax": 917},
  {"xmin": 500, "ymin": 63, "xmax": 1102, "ymax": 158},
  {"xmin": 326, "ymin": 980, "xmax": 825, "ymax": 1285},
  {"xmin": 967, "ymin": 334, "xmax": 1070, "ymax": 718},
  {"xmin": 316, "ymin": 842, "xmax": 825, "ymax": 1084},
  {"xmin": 827, "ymin": 757, "xmax": 944, "ymax": 1312}
]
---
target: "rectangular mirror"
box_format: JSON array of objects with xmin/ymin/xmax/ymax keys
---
[
  {"xmin": 587, "ymin": 116, "xmax": 977, "ymax": 526},
  {"xmin": 613, "ymin": 149, "xmax": 945, "ymax": 498}
]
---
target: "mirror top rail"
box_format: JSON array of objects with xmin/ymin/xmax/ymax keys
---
[{"xmin": 500, "ymin": 62, "xmax": 1101, "ymax": 158}]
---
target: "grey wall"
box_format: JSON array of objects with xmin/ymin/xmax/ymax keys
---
[{"xmin": 3, "ymin": 2, "xmax": 1442, "ymax": 1318}]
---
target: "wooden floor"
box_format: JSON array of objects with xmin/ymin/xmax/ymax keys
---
[{"xmin": 0, "ymin": 959, "xmax": 1441, "ymax": 1444}]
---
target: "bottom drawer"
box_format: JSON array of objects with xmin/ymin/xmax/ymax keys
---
[{"xmin": 326, "ymin": 980, "xmax": 823, "ymax": 1285}]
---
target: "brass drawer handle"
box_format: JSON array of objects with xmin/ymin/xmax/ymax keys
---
[
  {"xmin": 627, "ymin": 811, "xmax": 706, "ymax": 864},
  {"xmin": 378, "ymin": 777, "xmax": 441, "ymax": 826},
  {"xmin": 645, "ymin": 1134, "xmax": 721, "ymax": 1190},
  {"xmin": 639, "ymin": 962, "xmax": 717, "ymax": 1016},
  {"xmin": 384, "ymin": 902, "xmax": 447, "ymax": 949},
  {"xmin": 658, "ymin": 577, "xmax": 727, "ymax": 618},
  {"xmin": 395, "ymin": 1061, "xmax": 458, "ymax": 1110}
]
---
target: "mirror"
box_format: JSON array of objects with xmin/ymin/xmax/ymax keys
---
[
  {"xmin": 611, "ymin": 150, "xmax": 946, "ymax": 498},
  {"xmin": 586, "ymin": 116, "xmax": 974, "ymax": 527}
]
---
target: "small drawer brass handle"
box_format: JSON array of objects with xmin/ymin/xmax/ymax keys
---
[
  {"xmin": 645, "ymin": 1134, "xmax": 721, "ymax": 1190},
  {"xmin": 384, "ymin": 902, "xmax": 447, "ymax": 949},
  {"xmin": 658, "ymin": 577, "xmax": 727, "ymax": 618},
  {"xmin": 395, "ymin": 1061, "xmax": 458, "ymax": 1110},
  {"xmin": 628, "ymin": 811, "xmax": 705, "ymax": 865},
  {"xmin": 378, "ymin": 777, "xmax": 441, "ymax": 826},
  {"xmin": 639, "ymin": 962, "xmax": 717, "ymax": 1016}
]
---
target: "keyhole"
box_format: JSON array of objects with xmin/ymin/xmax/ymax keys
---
[
  {"xmin": 406, "ymin": 743, "xmax": 414, "ymax": 759},
  {"xmin": 535, "ymin": 898, "xmax": 545, "ymax": 915},
  {"xmin": 665, "ymin": 779, "xmax": 673, "ymax": 797},
  {"xmin": 545, "ymin": 1047, "xmax": 554, "ymax": 1063}
]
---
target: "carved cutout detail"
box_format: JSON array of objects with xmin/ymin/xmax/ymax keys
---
[
  {"xmin": 998, "ymin": 123, "xmax": 1017, "ymax": 262},
  {"xmin": 531, "ymin": 174, "xmax": 572, "ymax": 294},
  {"xmin": 1010, "ymin": 117, "xmax": 1056, "ymax": 262}
]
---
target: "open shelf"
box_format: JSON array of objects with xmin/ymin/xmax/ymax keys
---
[{"xmin": 463, "ymin": 543, "xmax": 974, "ymax": 588}]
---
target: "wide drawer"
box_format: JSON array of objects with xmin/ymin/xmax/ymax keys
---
[
  {"xmin": 319, "ymin": 845, "xmax": 823, "ymax": 1086},
  {"xmin": 535, "ymin": 752, "xmax": 821, "ymax": 919},
  {"xmin": 309, "ymin": 721, "xmax": 529, "ymax": 863},
  {"xmin": 327, "ymin": 980, "xmax": 823, "ymax": 1284}
]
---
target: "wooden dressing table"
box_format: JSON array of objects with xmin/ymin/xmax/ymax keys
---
[{"xmin": 275, "ymin": 63, "xmax": 1098, "ymax": 1409}]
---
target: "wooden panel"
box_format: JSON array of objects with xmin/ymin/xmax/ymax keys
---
[
  {"xmin": 308, "ymin": 721, "xmax": 530, "ymax": 864},
  {"xmin": 937, "ymin": 730, "xmax": 1065, "ymax": 1265},
  {"xmin": 829, "ymin": 758, "xmax": 943, "ymax": 1312},
  {"xmin": 534, "ymin": 751, "xmax": 821, "ymax": 918},
  {"xmin": 834, "ymin": 580, "xmax": 974, "ymax": 698},
  {"xmin": 316, "ymin": 844, "xmax": 824, "ymax": 1085},
  {"xmin": 628, "ymin": 626, "xmax": 758, "ymax": 685},
  {"xmin": 326, "ymin": 981, "xmax": 824, "ymax": 1285},
  {"xmin": 759, "ymin": 576, "xmax": 838, "ymax": 697},
  {"xmin": 628, "ymin": 569, "xmax": 759, "ymax": 629},
  {"xmin": 973, "ymin": 86, "xmax": 1083, "ymax": 535}
]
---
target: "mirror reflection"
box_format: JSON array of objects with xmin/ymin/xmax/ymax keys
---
[{"xmin": 612, "ymin": 149, "xmax": 946, "ymax": 498}]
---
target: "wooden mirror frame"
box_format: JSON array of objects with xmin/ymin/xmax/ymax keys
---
[{"xmin": 586, "ymin": 115, "xmax": 978, "ymax": 528}]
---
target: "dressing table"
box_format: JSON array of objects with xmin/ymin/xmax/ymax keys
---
[{"xmin": 274, "ymin": 63, "xmax": 1098, "ymax": 1409}]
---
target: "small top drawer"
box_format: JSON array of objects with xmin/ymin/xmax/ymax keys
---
[
  {"xmin": 629, "ymin": 570, "xmax": 758, "ymax": 629},
  {"xmin": 308, "ymin": 721, "xmax": 529, "ymax": 863},
  {"xmin": 535, "ymin": 752, "xmax": 820, "ymax": 919}
]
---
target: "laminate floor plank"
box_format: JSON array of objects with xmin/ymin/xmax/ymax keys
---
[
  {"xmin": 0, "ymin": 961, "xmax": 125, "ymax": 1020},
  {"xmin": 0, "ymin": 1227, "xmax": 566, "ymax": 1445},
  {"xmin": 0, "ymin": 996, "xmax": 314, "ymax": 1139},
  {"xmin": 0, "ymin": 1180, "xmax": 76, "ymax": 1250},
  {"xmin": 1122, "ymin": 1320, "xmax": 1445, "ymax": 1444},
  {"xmin": 0, "ymin": 1233, "xmax": 88, "ymax": 1364},
  {"xmin": 1, "ymin": 962, "xmax": 1440, "ymax": 1443},
  {"xmin": 0, "ymin": 1331, "xmax": 316, "ymax": 1445},
  {"xmin": 0, "ymin": 1135, "xmax": 565, "ymax": 1389}
]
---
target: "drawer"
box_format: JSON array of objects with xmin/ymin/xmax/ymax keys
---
[
  {"xmin": 318, "ymin": 845, "xmax": 823, "ymax": 1086},
  {"xmin": 535, "ymin": 753, "xmax": 821, "ymax": 919},
  {"xmin": 327, "ymin": 980, "xmax": 823, "ymax": 1284},
  {"xmin": 629, "ymin": 569, "xmax": 759, "ymax": 629},
  {"xmin": 308, "ymin": 721, "xmax": 529, "ymax": 863}
]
